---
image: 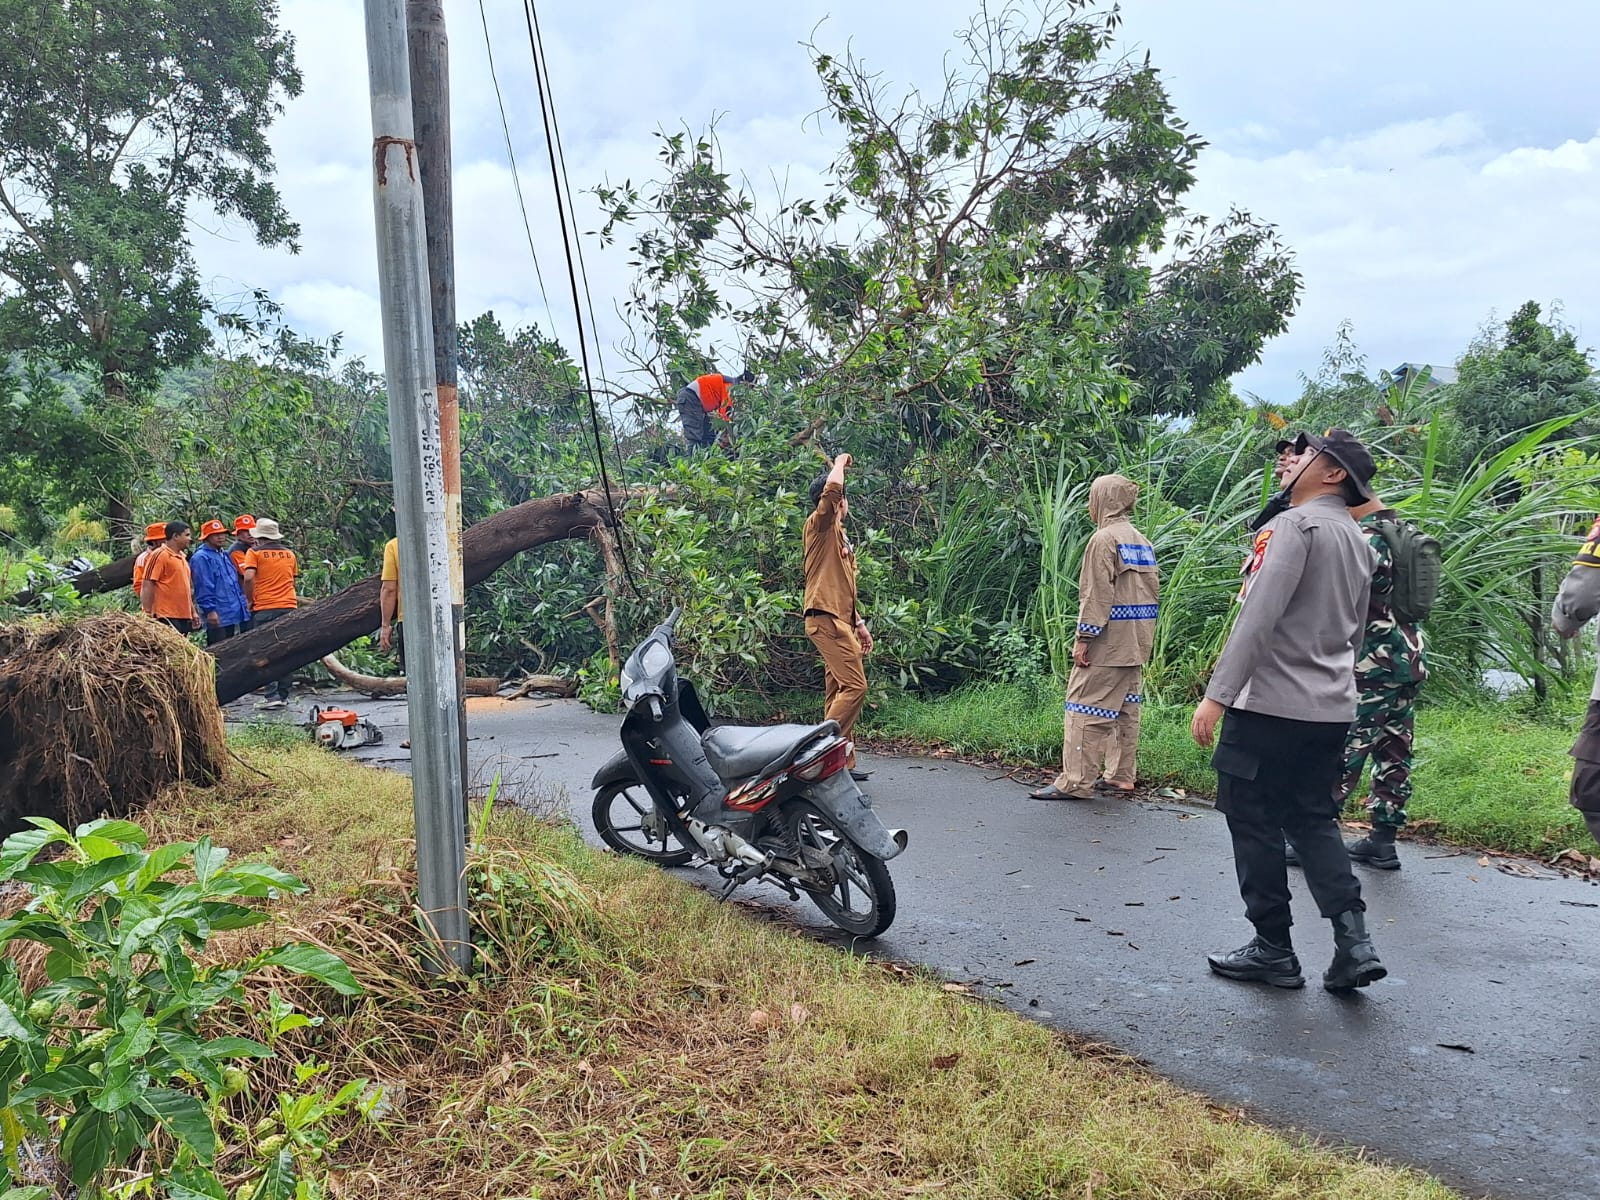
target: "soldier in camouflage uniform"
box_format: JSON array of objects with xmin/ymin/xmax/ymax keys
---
[{"xmin": 1335, "ymin": 495, "xmax": 1426, "ymax": 869}]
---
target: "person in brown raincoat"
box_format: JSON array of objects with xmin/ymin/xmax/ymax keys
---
[{"xmin": 1031, "ymin": 474, "xmax": 1160, "ymax": 801}]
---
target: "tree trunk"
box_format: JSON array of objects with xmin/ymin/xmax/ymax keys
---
[
  {"xmin": 320, "ymin": 652, "xmax": 574, "ymax": 698},
  {"xmin": 101, "ymin": 368, "xmax": 136, "ymax": 550},
  {"xmin": 210, "ymin": 488, "xmax": 628, "ymax": 704}
]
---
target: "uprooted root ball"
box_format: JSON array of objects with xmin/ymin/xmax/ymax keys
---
[{"xmin": 0, "ymin": 612, "xmax": 227, "ymax": 837}]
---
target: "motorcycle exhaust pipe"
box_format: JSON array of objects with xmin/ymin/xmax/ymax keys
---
[{"xmin": 687, "ymin": 818, "xmax": 771, "ymax": 869}]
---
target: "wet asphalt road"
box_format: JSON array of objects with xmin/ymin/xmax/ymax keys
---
[{"xmin": 240, "ymin": 692, "xmax": 1600, "ymax": 1199}]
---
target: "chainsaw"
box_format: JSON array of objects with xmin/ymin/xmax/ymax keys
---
[{"xmin": 305, "ymin": 705, "xmax": 384, "ymax": 751}]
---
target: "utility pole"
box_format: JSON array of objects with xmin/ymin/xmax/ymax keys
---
[
  {"xmin": 405, "ymin": 0, "xmax": 469, "ymax": 811},
  {"xmin": 363, "ymin": 0, "xmax": 470, "ymax": 971}
]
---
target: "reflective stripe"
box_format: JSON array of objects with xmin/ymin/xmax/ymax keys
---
[
  {"xmin": 1109, "ymin": 603, "xmax": 1159, "ymax": 621},
  {"xmin": 1065, "ymin": 702, "xmax": 1122, "ymax": 720},
  {"xmin": 1117, "ymin": 543, "xmax": 1157, "ymax": 567},
  {"xmin": 1124, "ymin": 693, "xmax": 1143, "ymax": 705},
  {"xmin": 1077, "ymin": 622, "xmax": 1104, "ymax": 637}
]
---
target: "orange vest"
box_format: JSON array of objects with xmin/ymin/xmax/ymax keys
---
[{"xmin": 696, "ymin": 374, "xmax": 731, "ymax": 417}]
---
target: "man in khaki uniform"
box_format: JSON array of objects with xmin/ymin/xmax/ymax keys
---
[
  {"xmin": 1032, "ymin": 474, "xmax": 1160, "ymax": 801},
  {"xmin": 803, "ymin": 452, "xmax": 874, "ymax": 781}
]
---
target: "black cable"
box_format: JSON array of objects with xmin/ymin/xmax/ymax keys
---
[
  {"xmin": 524, "ymin": 0, "xmax": 628, "ymax": 472},
  {"xmin": 475, "ymin": 0, "xmax": 553, "ymax": 331},
  {"xmin": 520, "ymin": 0, "xmax": 642, "ymax": 597}
]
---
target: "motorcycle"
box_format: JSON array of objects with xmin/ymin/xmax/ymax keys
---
[{"xmin": 590, "ymin": 608, "xmax": 908, "ymax": 937}]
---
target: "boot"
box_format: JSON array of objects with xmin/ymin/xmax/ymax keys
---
[
  {"xmin": 1323, "ymin": 910, "xmax": 1387, "ymax": 992},
  {"xmin": 1346, "ymin": 825, "xmax": 1401, "ymax": 870},
  {"xmin": 1207, "ymin": 934, "xmax": 1305, "ymax": 989},
  {"xmin": 1283, "ymin": 835, "xmax": 1300, "ymax": 868}
]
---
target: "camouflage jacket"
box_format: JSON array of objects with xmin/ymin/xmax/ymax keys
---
[{"xmin": 1355, "ymin": 511, "xmax": 1427, "ymax": 687}]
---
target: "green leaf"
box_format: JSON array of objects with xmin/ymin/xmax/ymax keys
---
[
  {"xmin": 90, "ymin": 1065, "xmax": 143, "ymax": 1113},
  {"xmin": 135, "ymin": 841, "xmax": 197, "ymax": 892},
  {"xmin": 74, "ymin": 819, "xmax": 147, "ymax": 848},
  {"xmin": 107, "ymin": 1016, "xmax": 157, "ymax": 1068},
  {"xmin": 13, "ymin": 1064, "xmax": 101, "ymax": 1102},
  {"xmin": 1, "ymin": 1186, "xmax": 55, "ymax": 1199},
  {"xmin": 137, "ymin": 1088, "xmax": 216, "ymax": 1163},
  {"xmin": 249, "ymin": 1146, "xmax": 297, "ymax": 1200},
  {"xmin": 201, "ymin": 1036, "xmax": 274, "ymax": 1060},
  {"xmin": 255, "ymin": 945, "xmax": 362, "ymax": 996},
  {"xmin": 61, "ymin": 1107, "xmax": 115, "ymax": 1187},
  {"xmin": 213, "ymin": 863, "xmax": 307, "ymax": 897},
  {"xmin": 64, "ymin": 854, "xmax": 144, "ymax": 905},
  {"xmin": 75, "ymin": 835, "xmax": 131, "ymax": 863},
  {"xmin": 164, "ymin": 1168, "xmax": 228, "ymax": 1200},
  {"xmin": 192, "ymin": 838, "xmax": 228, "ymax": 888}
]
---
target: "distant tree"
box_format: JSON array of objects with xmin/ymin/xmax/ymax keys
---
[
  {"xmin": 1116, "ymin": 210, "xmax": 1300, "ymax": 417},
  {"xmin": 0, "ymin": 0, "xmax": 301, "ymax": 541},
  {"xmin": 1450, "ymin": 301, "xmax": 1598, "ymax": 451}
]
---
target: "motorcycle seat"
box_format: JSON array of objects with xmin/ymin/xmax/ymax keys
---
[{"xmin": 702, "ymin": 720, "xmax": 840, "ymax": 781}]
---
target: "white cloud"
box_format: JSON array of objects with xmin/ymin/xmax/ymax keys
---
[
  {"xmin": 1192, "ymin": 119, "xmax": 1600, "ymax": 398},
  {"xmin": 182, "ymin": 0, "xmax": 1600, "ymax": 407}
]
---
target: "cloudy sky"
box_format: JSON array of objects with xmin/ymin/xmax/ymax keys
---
[{"xmin": 189, "ymin": 0, "xmax": 1600, "ymax": 402}]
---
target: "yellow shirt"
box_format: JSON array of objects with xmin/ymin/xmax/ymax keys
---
[{"xmin": 381, "ymin": 537, "xmax": 402, "ymax": 620}]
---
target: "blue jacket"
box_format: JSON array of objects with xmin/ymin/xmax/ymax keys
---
[{"xmin": 191, "ymin": 544, "xmax": 249, "ymax": 627}]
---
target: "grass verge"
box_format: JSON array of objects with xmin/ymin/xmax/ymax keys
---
[
  {"xmin": 867, "ymin": 679, "xmax": 1599, "ymax": 856},
  {"xmin": 130, "ymin": 739, "xmax": 1461, "ymax": 1199}
]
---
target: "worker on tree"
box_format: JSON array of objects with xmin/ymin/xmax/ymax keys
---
[{"xmin": 675, "ymin": 369, "xmax": 755, "ymax": 451}]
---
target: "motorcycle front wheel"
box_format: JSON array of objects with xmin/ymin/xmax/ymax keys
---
[
  {"xmin": 782, "ymin": 798, "xmax": 896, "ymax": 938},
  {"xmin": 592, "ymin": 779, "xmax": 694, "ymax": 867}
]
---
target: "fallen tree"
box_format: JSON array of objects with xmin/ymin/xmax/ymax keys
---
[
  {"xmin": 211, "ymin": 488, "xmax": 628, "ymax": 704},
  {"xmin": 7, "ymin": 553, "xmax": 139, "ymax": 608},
  {"xmin": 318, "ymin": 652, "xmax": 575, "ymax": 698}
]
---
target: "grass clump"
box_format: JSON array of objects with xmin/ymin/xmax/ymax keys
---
[
  {"xmin": 134, "ymin": 742, "xmax": 1458, "ymax": 1200},
  {"xmin": 869, "ymin": 680, "xmax": 1600, "ymax": 855}
]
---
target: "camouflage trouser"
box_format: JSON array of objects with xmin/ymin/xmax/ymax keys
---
[{"xmin": 1335, "ymin": 681, "xmax": 1419, "ymax": 828}]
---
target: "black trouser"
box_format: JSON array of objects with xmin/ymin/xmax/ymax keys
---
[
  {"xmin": 675, "ymin": 386, "xmax": 714, "ymax": 450},
  {"xmin": 204, "ymin": 622, "xmax": 246, "ymax": 646},
  {"xmin": 156, "ymin": 616, "xmax": 194, "ymax": 635},
  {"xmin": 1568, "ymin": 699, "xmax": 1600, "ymax": 845},
  {"xmin": 250, "ymin": 607, "xmax": 295, "ymax": 700},
  {"xmin": 1213, "ymin": 707, "xmax": 1363, "ymax": 941}
]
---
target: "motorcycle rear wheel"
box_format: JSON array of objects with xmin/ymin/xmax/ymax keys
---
[
  {"xmin": 782, "ymin": 799, "xmax": 896, "ymax": 937},
  {"xmin": 592, "ymin": 779, "xmax": 694, "ymax": 867}
]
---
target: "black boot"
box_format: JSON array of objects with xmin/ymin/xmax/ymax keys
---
[
  {"xmin": 1346, "ymin": 825, "xmax": 1401, "ymax": 870},
  {"xmin": 1207, "ymin": 934, "xmax": 1305, "ymax": 989},
  {"xmin": 1324, "ymin": 909, "xmax": 1387, "ymax": 992},
  {"xmin": 1283, "ymin": 835, "xmax": 1300, "ymax": 868}
]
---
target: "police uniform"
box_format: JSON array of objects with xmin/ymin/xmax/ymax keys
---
[
  {"xmin": 1550, "ymin": 516, "xmax": 1600, "ymax": 844},
  {"xmin": 1203, "ymin": 429, "xmax": 1387, "ymax": 992}
]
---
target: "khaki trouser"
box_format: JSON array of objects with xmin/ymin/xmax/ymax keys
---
[
  {"xmin": 805, "ymin": 613, "xmax": 867, "ymax": 767},
  {"xmin": 1053, "ymin": 664, "xmax": 1143, "ymax": 795}
]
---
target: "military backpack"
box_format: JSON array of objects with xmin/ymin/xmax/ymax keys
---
[{"xmin": 1372, "ymin": 515, "xmax": 1441, "ymax": 624}]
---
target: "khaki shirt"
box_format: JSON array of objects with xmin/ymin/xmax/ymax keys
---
[{"xmin": 802, "ymin": 481, "xmax": 858, "ymax": 624}]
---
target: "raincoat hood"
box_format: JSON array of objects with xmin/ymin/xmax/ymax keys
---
[{"xmin": 1088, "ymin": 474, "xmax": 1138, "ymax": 527}]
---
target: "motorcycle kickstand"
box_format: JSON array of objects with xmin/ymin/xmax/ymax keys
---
[{"xmin": 715, "ymin": 861, "xmax": 761, "ymax": 901}]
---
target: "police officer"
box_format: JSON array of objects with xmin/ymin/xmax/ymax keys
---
[
  {"xmin": 1551, "ymin": 515, "xmax": 1600, "ymax": 845},
  {"xmin": 1191, "ymin": 430, "xmax": 1387, "ymax": 993}
]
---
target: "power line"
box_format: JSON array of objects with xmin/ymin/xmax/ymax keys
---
[
  {"xmin": 475, "ymin": 0, "xmax": 553, "ymax": 333},
  {"xmin": 518, "ymin": 0, "xmax": 641, "ymax": 596}
]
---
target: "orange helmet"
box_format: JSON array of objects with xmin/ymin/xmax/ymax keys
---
[
  {"xmin": 143, "ymin": 523, "xmax": 168, "ymax": 543},
  {"xmin": 200, "ymin": 519, "xmax": 227, "ymax": 538},
  {"xmin": 233, "ymin": 514, "xmax": 257, "ymax": 532}
]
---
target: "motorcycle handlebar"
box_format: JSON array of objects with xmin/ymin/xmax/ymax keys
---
[{"xmin": 657, "ymin": 606, "xmax": 683, "ymax": 644}]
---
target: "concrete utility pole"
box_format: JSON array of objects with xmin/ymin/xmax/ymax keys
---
[
  {"xmin": 405, "ymin": 0, "xmax": 469, "ymax": 810},
  {"xmin": 362, "ymin": 0, "xmax": 470, "ymax": 971}
]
